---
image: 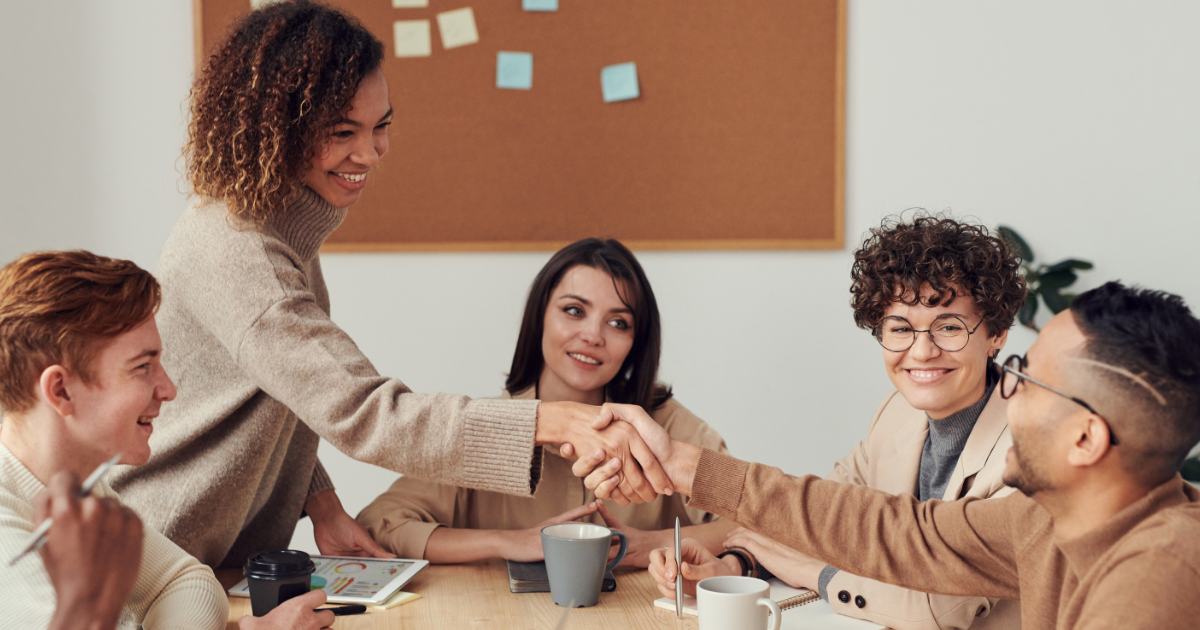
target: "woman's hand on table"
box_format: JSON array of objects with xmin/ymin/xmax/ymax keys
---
[
  {"xmin": 305, "ymin": 490, "xmax": 395, "ymax": 558},
  {"xmin": 723, "ymin": 527, "xmax": 824, "ymax": 590},
  {"xmin": 238, "ymin": 590, "xmax": 333, "ymax": 630},
  {"xmin": 500, "ymin": 502, "xmax": 601, "ymax": 562},
  {"xmin": 648, "ymin": 537, "xmax": 740, "ymax": 599}
]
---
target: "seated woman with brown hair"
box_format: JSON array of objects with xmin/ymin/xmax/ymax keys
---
[{"xmin": 357, "ymin": 238, "xmax": 735, "ymax": 567}]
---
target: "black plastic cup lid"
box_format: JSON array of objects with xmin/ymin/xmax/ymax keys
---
[{"xmin": 244, "ymin": 550, "xmax": 316, "ymax": 580}]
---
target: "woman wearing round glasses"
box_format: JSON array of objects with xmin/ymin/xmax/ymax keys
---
[{"xmin": 651, "ymin": 214, "xmax": 1028, "ymax": 630}]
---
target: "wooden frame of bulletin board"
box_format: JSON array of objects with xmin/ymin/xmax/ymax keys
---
[{"xmin": 195, "ymin": 0, "xmax": 846, "ymax": 252}]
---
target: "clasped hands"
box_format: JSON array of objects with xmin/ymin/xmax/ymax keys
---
[{"xmin": 551, "ymin": 401, "xmax": 698, "ymax": 506}]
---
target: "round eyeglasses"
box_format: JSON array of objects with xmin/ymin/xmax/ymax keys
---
[
  {"xmin": 1000, "ymin": 354, "xmax": 1119, "ymax": 446},
  {"xmin": 874, "ymin": 315, "xmax": 984, "ymax": 353}
]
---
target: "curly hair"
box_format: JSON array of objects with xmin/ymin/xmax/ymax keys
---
[
  {"xmin": 850, "ymin": 213, "xmax": 1027, "ymax": 338},
  {"xmin": 185, "ymin": 0, "xmax": 384, "ymax": 223}
]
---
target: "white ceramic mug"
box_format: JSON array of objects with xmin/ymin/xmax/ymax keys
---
[{"xmin": 696, "ymin": 576, "xmax": 782, "ymax": 630}]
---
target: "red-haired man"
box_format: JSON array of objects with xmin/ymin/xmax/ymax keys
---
[{"xmin": 0, "ymin": 251, "xmax": 332, "ymax": 630}]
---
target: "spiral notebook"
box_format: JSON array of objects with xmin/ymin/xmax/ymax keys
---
[{"xmin": 653, "ymin": 579, "xmax": 884, "ymax": 630}]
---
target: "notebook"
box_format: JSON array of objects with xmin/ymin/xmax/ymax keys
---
[
  {"xmin": 653, "ymin": 579, "xmax": 884, "ymax": 630},
  {"xmin": 507, "ymin": 560, "xmax": 616, "ymax": 594}
]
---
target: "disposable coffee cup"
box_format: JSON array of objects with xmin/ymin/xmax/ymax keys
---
[{"xmin": 244, "ymin": 550, "xmax": 316, "ymax": 617}]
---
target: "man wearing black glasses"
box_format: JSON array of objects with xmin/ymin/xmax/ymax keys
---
[{"xmin": 583, "ymin": 281, "xmax": 1200, "ymax": 630}]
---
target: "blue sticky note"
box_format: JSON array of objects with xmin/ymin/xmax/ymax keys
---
[
  {"xmin": 523, "ymin": 0, "xmax": 557, "ymax": 11},
  {"xmin": 601, "ymin": 62, "xmax": 639, "ymax": 103},
  {"xmin": 496, "ymin": 52, "xmax": 533, "ymax": 90}
]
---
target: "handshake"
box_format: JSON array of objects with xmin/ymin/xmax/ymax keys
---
[{"xmin": 546, "ymin": 402, "xmax": 703, "ymax": 506}]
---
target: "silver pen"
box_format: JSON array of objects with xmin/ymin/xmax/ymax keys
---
[
  {"xmin": 7, "ymin": 454, "xmax": 122, "ymax": 566},
  {"xmin": 675, "ymin": 516, "xmax": 683, "ymax": 618}
]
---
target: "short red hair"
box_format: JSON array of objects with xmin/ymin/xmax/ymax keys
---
[{"xmin": 0, "ymin": 251, "xmax": 161, "ymax": 414}]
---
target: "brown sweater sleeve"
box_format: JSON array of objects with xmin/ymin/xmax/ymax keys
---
[{"xmin": 688, "ymin": 450, "xmax": 1022, "ymax": 600}]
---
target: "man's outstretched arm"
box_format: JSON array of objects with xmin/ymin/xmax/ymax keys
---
[{"xmin": 580, "ymin": 404, "xmax": 1026, "ymax": 601}]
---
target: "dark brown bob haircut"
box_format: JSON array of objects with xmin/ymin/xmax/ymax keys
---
[
  {"xmin": 506, "ymin": 238, "xmax": 673, "ymax": 411},
  {"xmin": 851, "ymin": 213, "xmax": 1027, "ymax": 338},
  {"xmin": 185, "ymin": 0, "xmax": 384, "ymax": 223},
  {"xmin": 0, "ymin": 251, "xmax": 161, "ymax": 414}
]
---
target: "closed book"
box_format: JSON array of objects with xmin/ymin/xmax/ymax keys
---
[{"xmin": 507, "ymin": 560, "xmax": 616, "ymax": 594}]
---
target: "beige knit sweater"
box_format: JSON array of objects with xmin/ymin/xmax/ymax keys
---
[
  {"xmin": 111, "ymin": 189, "xmax": 542, "ymax": 569},
  {"xmin": 0, "ymin": 444, "xmax": 227, "ymax": 630}
]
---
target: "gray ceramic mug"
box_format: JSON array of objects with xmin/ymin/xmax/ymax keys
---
[{"xmin": 540, "ymin": 523, "xmax": 628, "ymax": 607}]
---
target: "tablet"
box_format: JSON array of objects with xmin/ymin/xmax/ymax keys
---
[{"xmin": 227, "ymin": 555, "xmax": 429, "ymax": 605}]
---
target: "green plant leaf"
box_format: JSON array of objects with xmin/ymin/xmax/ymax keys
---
[
  {"xmin": 1182, "ymin": 456, "xmax": 1200, "ymax": 483},
  {"xmin": 1018, "ymin": 293, "xmax": 1039, "ymax": 328},
  {"xmin": 1041, "ymin": 289, "xmax": 1071, "ymax": 314},
  {"xmin": 998, "ymin": 225, "xmax": 1034, "ymax": 263},
  {"xmin": 1044, "ymin": 259, "xmax": 1094, "ymax": 274},
  {"xmin": 1038, "ymin": 270, "xmax": 1078, "ymax": 291}
]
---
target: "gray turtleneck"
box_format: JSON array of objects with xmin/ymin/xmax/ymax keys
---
[{"xmin": 918, "ymin": 377, "xmax": 997, "ymax": 501}]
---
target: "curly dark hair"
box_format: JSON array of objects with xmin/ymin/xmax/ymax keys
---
[
  {"xmin": 185, "ymin": 0, "xmax": 384, "ymax": 223},
  {"xmin": 850, "ymin": 213, "xmax": 1027, "ymax": 338}
]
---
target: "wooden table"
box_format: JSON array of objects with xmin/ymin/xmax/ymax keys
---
[{"xmin": 218, "ymin": 559, "xmax": 699, "ymax": 629}]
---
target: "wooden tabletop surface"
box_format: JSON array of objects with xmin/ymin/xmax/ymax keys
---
[{"xmin": 218, "ymin": 558, "xmax": 699, "ymax": 630}]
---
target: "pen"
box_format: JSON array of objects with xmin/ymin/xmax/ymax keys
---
[
  {"xmin": 317, "ymin": 605, "xmax": 367, "ymax": 616},
  {"xmin": 7, "ymin": 454, "xmax": 123, "ymax": 566},
  {"xmin": 674, "ymin": 517, "xmax": 683, "ymax": 618}
]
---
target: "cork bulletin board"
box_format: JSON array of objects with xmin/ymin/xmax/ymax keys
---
[{"xmin": 195, "ymin": 0, "xmax": 845, "ymax": 251}]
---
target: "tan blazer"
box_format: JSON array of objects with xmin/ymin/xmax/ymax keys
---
[
  {"xmin": 823, "ymin": 385, "xmax": 1020, "ymax": 630},
  {"xmin": 356, "ymin": 387, "xmax": 729, "ymax": 559}
]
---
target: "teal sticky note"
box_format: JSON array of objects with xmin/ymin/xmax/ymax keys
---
[
  {"xmin": 523, "ymin": 0, "xmax": 557, "ymax": 11},
  {"xmin": 496, "ymin": 52, "xmax": 533, "ymax": 90},
  {"xmin": 601, "ymin": 62, "xmax": 639, "ymax": 103}
]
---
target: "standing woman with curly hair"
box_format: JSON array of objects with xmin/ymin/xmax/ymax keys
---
[
  {"xmin": 649, "ymin": 214, "xmax": 1028, "ymax": 630},
  {"xmin": 110, "ymin": 0, "xmax": 667, "ymax": 571}
]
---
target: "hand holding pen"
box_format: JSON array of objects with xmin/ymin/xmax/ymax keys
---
[{"xmin": 26, "ymin": 460, "xmax": 143, "ymax": 630}]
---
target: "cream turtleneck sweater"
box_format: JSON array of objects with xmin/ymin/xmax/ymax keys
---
[
  {"xmin": 111, "ymin": 189, "xmax": 542, "ymax": 568},
  {"xmin": 0, "ymin": 444, "xmax": 227, "ymax": 629}
]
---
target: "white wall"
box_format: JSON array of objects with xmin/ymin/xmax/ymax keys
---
[{"xmin": 2, "ymin": 1, "xmax": 1199, "ymax": 555}]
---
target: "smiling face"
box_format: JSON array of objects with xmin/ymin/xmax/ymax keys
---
[
  {"xmin": 301, "ymin": 67, "xmax": 393, "ymax": 208},
  {"xmin": 537, "ymin": 265, "xmax": 636, "ymax": 406},
  {"xmin": 64, "ymin": 318, "xmax": 176, "ymax": 468},
  {"xmin": 882, "ymin": 285, "xmax": 1008, "ymax": 419}
]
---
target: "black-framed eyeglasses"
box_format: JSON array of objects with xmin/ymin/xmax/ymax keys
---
[
  {"xmin": 875, "ymin": 314, "xmax": 984, "ymax": 353},
  {"xmin": 999, "ymin": 354, "xmax": 1119, "ymax": 446}
]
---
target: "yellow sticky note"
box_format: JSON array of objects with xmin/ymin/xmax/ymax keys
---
[
  {"xmin": 393, "ymin": 20, "xmax": 432, "ymax": 58},
  {"xmin": 437, "ymin": 7, "xmax": 480, "ymax": 50},
  {"xmin": 392, "ymin": 0, "xmax": 428, "ymax": 6},
  {"xmin": 368, "ymin": 591, "xmax": 421, "ymax": 611}
]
